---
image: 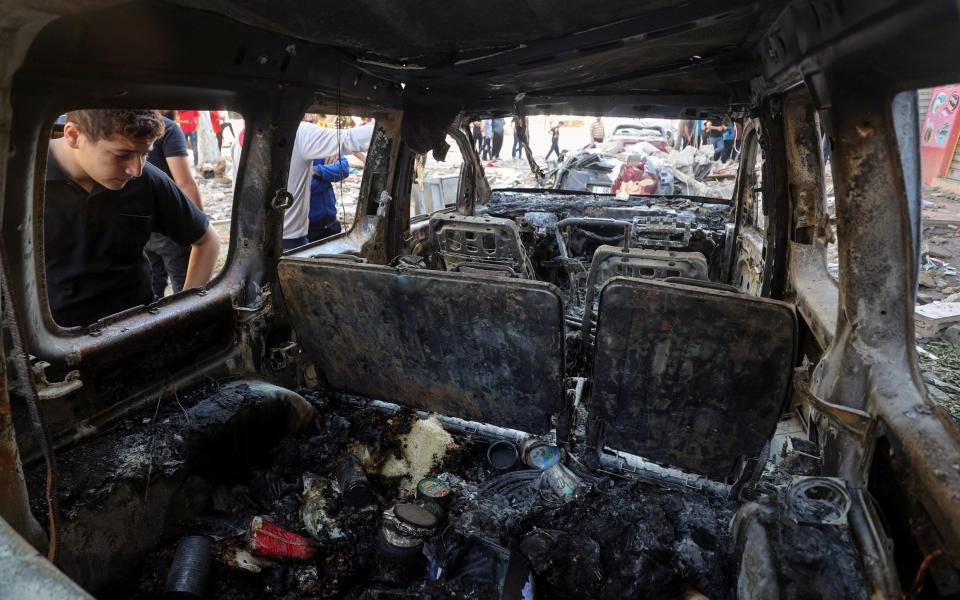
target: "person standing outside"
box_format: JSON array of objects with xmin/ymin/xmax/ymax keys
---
[
  {"xmin": 491, "ymin": 117, "xmax": 505, "ymax": 160},
  {"xmin": 703, "ymin": 118, "xmax": 725, "ymax": 160},
  {"xmin": 471, "ymin": 121, "xmax": 483, "ymax": 152},
  {"xmin": 43, "ymin": 109, "xmax": 219, "ymax": 327},
  {"xmin": 307, "ymin": 154, "xmax": 356, "ymax": 243},
  {"xmin": 545, "ymin": 120, "xmax": 562, "ymax": 161},
  {"xmin": 720, "ymin": 118, "xmax": 736, "ymax": 162},
  {"xmin": 176, "ymin": 110, "xmax": 200, "ymax": 166},
  {"xmin": 144, "ymin": 112, "xmax": 206, "ymax": 297},
  {"xmin": 590, "ymin": 116, "xmax": 605, "ymax": 145},
  {"xmin": 510, "ymin": 116, "xmax": 526, "ymax": 160},
  {"xmin": 282, "ymin": 118, "xmax": 374, "ymax": 250},
  {"xmin": 480, "ymin": 118, "xmax": 493, "ymax": 160}
]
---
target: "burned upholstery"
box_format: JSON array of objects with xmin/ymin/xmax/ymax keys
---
[
  {"xmin": 590, "ymin": 277, "xmax": 796, "ymax": 479},
  {"xmin": 278, "ymin": 258, "xmax": 564, "ymax": 433}
]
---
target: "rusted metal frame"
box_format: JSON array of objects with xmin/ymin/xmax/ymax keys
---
[
  {"xmin": 0, "ymin": 330, "xmax": 46, "ymax": 551},
  {"xmin": 433, "ymin": 125, "xmax": 479, "ymax": 217},
  {"xmin": 756, "ymin": 94, "xmax": 790, "ymax": 299},
  {"xmin": 781, "ymin": 88, "xmax": 826, "ymax": 246},
  {"xmin": 782, "ymin": 88, "xmax": 837, "ymax": 353},
  {"xmin": 725, "ymin": 121, "xmax": 759, "ymax": 284},
  {"xmin": 811, "ymin": 70, "xmax": 960, "ymax": 582}
]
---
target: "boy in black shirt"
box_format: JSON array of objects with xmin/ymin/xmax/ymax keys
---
[{"xmin": 44, "ymin": 109, "xmax": 219, "ymax": 327}]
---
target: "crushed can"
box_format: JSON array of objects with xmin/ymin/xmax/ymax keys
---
[
  {"xmin": 335, "ymin": 453, "xmax": 373, "ymax": 507},
  {"xmin": 538, "ymin": 463, "xmax": 588, "ymax": 504},
  {"xmin": 246, "ymin": 515, "xmax": 317, "ymax": 561}
]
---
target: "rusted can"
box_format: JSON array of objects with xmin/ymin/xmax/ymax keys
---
[
  {"xmin": 247, "ymin": 516, "xmax": 317, "ymax": 561},
  {"xmin": 519, "ymin": 438, "xmax": 562, "ymax": 470},
  {"xmin": 335, "ymin": 454, "xmax": 372, "ymax": 507}
]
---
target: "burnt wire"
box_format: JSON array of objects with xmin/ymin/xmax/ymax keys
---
[{"xmin": 0, "ymin": 241, "xmax": 60, "ymax": 562}]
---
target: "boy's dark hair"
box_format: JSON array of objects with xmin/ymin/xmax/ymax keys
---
[{"xmin": 65, "ymin": 109, "xmax": 165, "ymax": 143}]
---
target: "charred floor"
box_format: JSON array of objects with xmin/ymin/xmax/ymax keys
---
[{"xmin": 24, "ymin": 379, "xmax": 866, "ymax": 599}]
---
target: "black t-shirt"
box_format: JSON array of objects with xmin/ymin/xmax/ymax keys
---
[
  {"xmin": 147, "ymin": 116, "xmax": 189, "ymax": 177},
  {"xmin": 44, "ymin": 153, "xmax": 210, "ymax": 327}
]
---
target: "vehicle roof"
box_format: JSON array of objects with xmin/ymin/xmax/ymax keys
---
[
  {"xmin": 10, "ymin": 0, "xmax": 786, "ymax": 119},
  {"xmin": 173, "ymin": 0, "xmax": 785, "ymax": 117}
]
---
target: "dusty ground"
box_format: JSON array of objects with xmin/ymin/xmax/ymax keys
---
[{"xmin": 918, "ymin": 185, "xmax": 960, "ymax": 424}]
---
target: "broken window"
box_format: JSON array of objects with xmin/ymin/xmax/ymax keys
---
[{"xmin": 411, "ymin": 134, "xmax": 463, "ymax": 219}]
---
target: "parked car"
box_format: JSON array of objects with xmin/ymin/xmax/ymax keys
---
[
  {"xmin": 1, "ymin": 1, "xmax": 959, "ymax": 599},
  {"xmin": 608, "ymin": 122, "xmax": 671, "ymax": 152}
]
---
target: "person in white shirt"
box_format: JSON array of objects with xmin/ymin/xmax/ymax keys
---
[
  {"xmin": 228, "ymin": 119, "xmax": 374, "ymax": 250},
  {"xmin": 283, "ymin": 121, "xmax": 374, "ymax": 249}
]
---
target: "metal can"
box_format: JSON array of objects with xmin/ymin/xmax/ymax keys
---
[
  {"xmin": 520, "ymin": 437, "xmax": 562, "ymax": 470},
  {"xmin": 164, "ymin": 536, "xmax": 212, "ymax": 597},
  {"xmin": 538, "ymin": 463, "xmax": 587, "ymax": 504},
  {"xmin": 335, "ymin": 453, "xmax": 372, "ymax": 507},
  {"xmin": 487, "ymin": 440, "xmax": 519, "ymax": 470},
  {"xmin": 416, "ymin": 476, "xmax": 452, "ymax": 508},
  {"xmin": 247, "ymin": 516, "xmax": 318, "ymax": 561},
  {"xmin": 378, "ymin": 503, "xmax": 440, "ymax": 582}
]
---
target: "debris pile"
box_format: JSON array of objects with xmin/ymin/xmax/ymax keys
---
[{"xmin": 117, "ymin": 391, "xmax": 737, "ymax": 599}]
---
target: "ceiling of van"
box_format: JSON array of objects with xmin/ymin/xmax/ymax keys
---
[{"xmin": 168, "ymin": 0, "xmax": 788, "ymax": 116}]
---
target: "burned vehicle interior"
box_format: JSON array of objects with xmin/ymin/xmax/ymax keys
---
[{"xmin": 2, "ymin": 1, "xmax": 960, "ymax": 599}]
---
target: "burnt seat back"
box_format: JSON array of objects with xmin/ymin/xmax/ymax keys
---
[
  {"xmin": 277, "ymin": 257, "xmax": 565, "ymax": 434},
  {"xmin": 589, "ymin": 277, "xmax": 796, "ymax": 480}
]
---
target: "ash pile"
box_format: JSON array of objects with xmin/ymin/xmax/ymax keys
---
[{"xmin": 122, "ymin": 391, "xmax": 736, "ymax": 599}]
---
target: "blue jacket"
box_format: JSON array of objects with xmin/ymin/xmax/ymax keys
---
[{"xmin": 309, "ymin": 157, "xmax": 350, "ymax": 223}]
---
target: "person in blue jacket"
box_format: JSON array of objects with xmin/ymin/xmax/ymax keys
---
[{"xmin": 307, "ymin": 155, "xmax": 351, "ymax": 242}]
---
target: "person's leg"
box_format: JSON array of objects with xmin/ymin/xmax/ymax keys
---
[
  {"xmin": 143, "ymin": 240, "xmax": 168, "ymax": 300},
  {"xmin": 721, "ymin": 140, "xmax": 734, "ymax": 162},
  {"xmin": 185, "ymin": 131, "xmax": 198, "ymax": 166},
  {"xmin": 492, "ymin": 133, "xmax": 503, "ymax": 158},
  {"xmin": 307, "ymin": 219, "xmax": 343, "ymax": 243},
  {"xmin": 163, "ymin": 242, "xmax": 192, "ymax": 294},
  {"xmin": 216, "ymin": 131, "xmax": 223, "ymax": 152}
]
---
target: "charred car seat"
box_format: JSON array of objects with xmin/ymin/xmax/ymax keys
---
[
  {"xmin": 277, "ymin": 257, "xmax": 565, "ymax": 434},
  {"xmin": 429, "ymin": 213, "xmax": 535, "ymax": 278},
  {"xmin": 586, "ymin": 277, "xmax": 796, "ymax": 480},
  {"xmin": 580, "ymin": 245, "xmax": 709, "ymax": 345}
]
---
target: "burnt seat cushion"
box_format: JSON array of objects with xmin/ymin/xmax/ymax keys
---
[
  {"xmin": 591, "ymin": 277, "xmax": 796, "ymax": 479},
  {"xmin": 278, "ymin": 258, "xmax": 565, "ymax": 433}
]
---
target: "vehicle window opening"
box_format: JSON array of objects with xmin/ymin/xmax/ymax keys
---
[{"xmin": 40, "ymin": 108, "xmax": 242, "ymax": 329}]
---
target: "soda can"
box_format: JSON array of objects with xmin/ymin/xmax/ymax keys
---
[{"xmin": 246, "ymin": 516, "xmax": 318, "ymax": 561}]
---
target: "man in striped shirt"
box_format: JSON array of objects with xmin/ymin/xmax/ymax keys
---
[{"xmin": 590, "ymin": 116, "xmax": 605, "ymax": 144}]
